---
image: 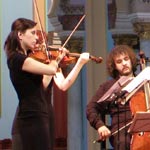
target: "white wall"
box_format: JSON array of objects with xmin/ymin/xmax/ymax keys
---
[{"xmin": 0, "ymin": 0, "xmax": 33, "ymax": 139}]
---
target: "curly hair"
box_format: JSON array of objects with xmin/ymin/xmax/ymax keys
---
[{"xmin": 106, "ymin": 45, "xmax": 137, "ymax": 79}]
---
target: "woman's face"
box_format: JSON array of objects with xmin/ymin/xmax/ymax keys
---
[
  {"xmin": 114, "ymin": 53, "xmax": 133, "ymax": 77},
  {"xmin": 18, "ymin": 27, "xmax": 38, "ymax": 50}
]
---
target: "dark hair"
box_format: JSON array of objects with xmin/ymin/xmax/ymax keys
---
[
  {"xmin": 4, "ymin": 18, "xmax": 37, "ymax": 58},
  {"xmin": 106, "ymin": 45, "xmax": 137, "ymax": 78}
]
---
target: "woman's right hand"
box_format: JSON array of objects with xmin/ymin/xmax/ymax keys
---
[{"xmin": 56, "ymin": 47, "xmax": 69, "ymax": 64}]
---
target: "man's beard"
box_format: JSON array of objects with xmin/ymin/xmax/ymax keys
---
[{"xmin": 121, "ymin": 68, "xmax": 132, "ymax": 76}]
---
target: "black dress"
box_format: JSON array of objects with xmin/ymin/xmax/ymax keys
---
[{"xmin": 8, "ymin": 52, "xmax": 54, "ymax": 150}]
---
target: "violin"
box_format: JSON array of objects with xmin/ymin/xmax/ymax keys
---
[
  {"xmin": 48, "ymin": 46, "xmax": 103, "ymax": 66},
  {"xmin": 28, "ymin": 30, "xmax": 103, "ymax": 66}
]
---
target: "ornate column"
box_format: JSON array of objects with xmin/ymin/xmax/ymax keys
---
[
  {"xmin": 129, "ymin": 0, "xmax": 150, "ymax": 58},
  {"xmin": 47, "ymin": 0, "xmax": 63, "ymax": 46},
  {"xmin": 133, "ymin": 22, "xmax": 150, "ymax": 57},
  {"xmin": 109, "ymin": 0, "xmax": 139, "ymax": 49},
  {"xmin": 47, "ymin": 0, "xmax": 85, "ymax": 47},
  {"xmin": 47, "ymin": 1, "xmax": 86, "ymax": 150},
  {"xmin": 112, "ymin": 34, "xmax": 139, "ymax": 48}
]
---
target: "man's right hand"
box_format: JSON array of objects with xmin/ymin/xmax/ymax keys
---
[{"xmin": 97, "ymin": 125, "xmax": 111, "ymax": 141}]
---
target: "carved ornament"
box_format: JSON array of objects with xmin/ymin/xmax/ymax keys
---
[{"xmin": 133, "ymin": 22, "xmax": 150, "ymax": 39}]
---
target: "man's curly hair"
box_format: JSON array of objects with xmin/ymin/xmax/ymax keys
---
[{"xmin": 106, "ymin": 45, "xmax": 137, "ymax": 79}]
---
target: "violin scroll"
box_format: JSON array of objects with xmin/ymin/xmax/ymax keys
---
[
  {"xmin": 89, "ymin": 55, "xmax": 103, "ymax": 64},
  {"xmin": 68, "ymin": 52, "xmax": 103, "ymax": 64}
]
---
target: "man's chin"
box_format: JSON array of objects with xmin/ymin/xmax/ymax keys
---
[{"xmin": 122, "ymin": 71, "xmax": 132, "ymax": 76}]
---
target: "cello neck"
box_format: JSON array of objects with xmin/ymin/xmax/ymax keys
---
[{"xmin": 139, "ymin": 50, "xmax": 150, "ymax": 111}]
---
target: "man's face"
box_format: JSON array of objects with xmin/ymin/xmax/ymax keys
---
[{"xmin": 114, "ymin": 53, "xmax": 133, "ymax": 77}]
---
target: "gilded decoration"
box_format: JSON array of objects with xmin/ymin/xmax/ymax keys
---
[
  {"xmin": 133, "ymin": 22, "xmax": 150, "ymax": 39},
  {"xmin": 112, "ymin": 34, "xmax": 139, "ymax": 48}
]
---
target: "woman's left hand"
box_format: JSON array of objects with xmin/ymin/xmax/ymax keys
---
[{"xmin": 78, "ymin": 52, "xmax": 90, "ymax": 64}]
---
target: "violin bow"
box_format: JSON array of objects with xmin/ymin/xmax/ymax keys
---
[
  {"xmin": 93, "ymin": 121, "xmax": 133, "ymax": 143},
  {"xmin": 62, "ymin": 14, "xmax": 86, "ymax": 48},
  {"xmin": 33, "ymin": 0, "xmax": 49, "ymax": 57},
  {"xmin": 33, "ymin": 0, "xmax": 85, "ymax": 48}
]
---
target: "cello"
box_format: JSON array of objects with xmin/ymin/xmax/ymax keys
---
[{"xmin": 129, "ymin": 50, "xmax": 150, "ymax": 150}]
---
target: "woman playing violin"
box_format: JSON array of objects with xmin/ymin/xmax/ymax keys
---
[
  {"xmin": 4, "ymin": 18, "xmax": 90, "ymax": 150},
  {"xmin": 86, "ymin": 45, "xmax": 137, "ymax": 150}
]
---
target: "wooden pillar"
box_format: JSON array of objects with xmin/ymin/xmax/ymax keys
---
[
  {"xmin": 85, "ymin": 1, "xmax": 108, "ymax": 150},
  {"xmin": 33, "ymin": 0, "xmax": 46, "ymax": 31}
]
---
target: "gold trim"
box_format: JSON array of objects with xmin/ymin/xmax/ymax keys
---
[{"xmin": 112, "ymin": 34, "xmax": 139, "ymax": 47}]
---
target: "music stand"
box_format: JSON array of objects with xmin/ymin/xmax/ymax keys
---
[
  {"xmin": 97, "ymin": 76, "xmax": 133, "ymax": 103},
  {"xmin": 128, "ymin": 112, "xmax": 150, "ymax": 133}
]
